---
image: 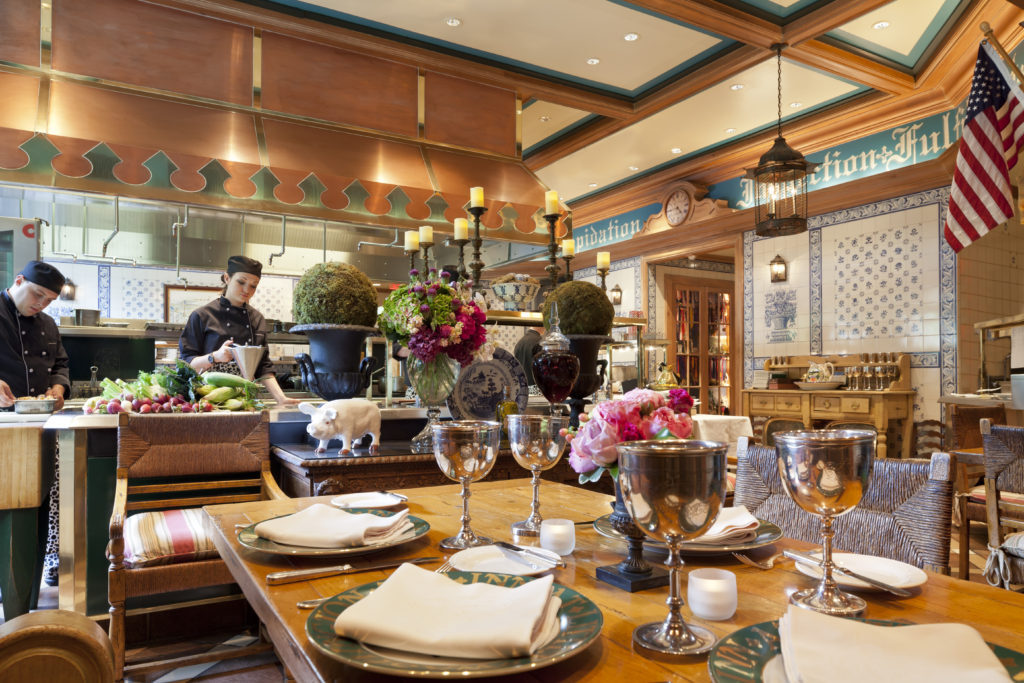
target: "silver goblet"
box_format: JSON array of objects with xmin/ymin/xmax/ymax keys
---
[
  {"xmin": 617, "ymin": 439, "xmax": 728, "ymax": 656},
  {"xmin": 507, "ymin": 414, "xmax": 569, "ymax": 538},
  {"xmin": 775, "ymin": 429, "xmax": 875, "ymax": 616},
  {"xmin": 431, "ymin": 421, "xmax": 500, "ymax": 551}
]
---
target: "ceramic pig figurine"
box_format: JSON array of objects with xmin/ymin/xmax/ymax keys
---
[{"xmin": 298, "ymin": 399, "xmax": 381, "ymax": 455}]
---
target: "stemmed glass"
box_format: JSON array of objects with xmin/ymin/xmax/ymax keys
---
[
  {"xmin": 774, "ymin": 429, "xmax": 875, "ymax": 616},
  {"xmin": 616, "ymin": 439, "xmax": 728, "ymax": 656},
  {"xmin": 507, "ymin": 414, "xmax": 569, "ymax": 538},
  {"xmin": 431, "ymin": 421, "xmax": 500, "ymax": 550}
]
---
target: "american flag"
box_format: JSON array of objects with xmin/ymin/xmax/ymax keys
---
[{"xmin": 944, "ymin": 42, "xmax": 1024, "ymax": 253}]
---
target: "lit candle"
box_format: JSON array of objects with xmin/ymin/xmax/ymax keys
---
[
  {"xmin": 545, "ymin": 190, "xmax": 560, "ymax": 215},
  {"xmin": 561, "ymin": 238, "xmax": 575, "ymax": 256},
  {"xmin": 419, "ymin": 225, "xmax": 433, "ymax": 244},
  {"xmin": 404, "ymin": 231, "xmax": 419, "ymax": 251},
  {"xmin": 454, "ymin": 218, "xmax": 469, "ymax": 241},
  {"xmin": 597, "ymin": 251, "xmax": 610, "ymax": 269},
  {"xmin": 470, "ymin": 187, "xmax": 485, "ymax": 208}
]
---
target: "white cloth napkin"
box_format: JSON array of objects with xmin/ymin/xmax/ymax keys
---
[
  {"xmin": 334, "ymin": 563, "xmax": 562, "ymax": 659},
  {"xmin": 778, "ymin": 605, "xmax": 1011, "ymax": 683},
  {"xmin": 254, "ymin": 503, "xmax": 412, "ymax": 548},
  {"xmin": 689, "ymin": 505, "xmax": 760, "ymax": 544}
]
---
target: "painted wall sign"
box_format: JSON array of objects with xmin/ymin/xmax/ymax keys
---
[{"xmin": 571, "ymin": 203, "xmax": 661, "ymax": 252}]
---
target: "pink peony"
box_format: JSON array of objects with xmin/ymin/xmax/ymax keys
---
[
  {"xmin": 620, "ymin": 388, "xmax": 667, "ymax": 412},
  {"xmin": 667, "ymin": 388, "xmax": 694, "ymax": 414},
  {"xmin": 569, "ymin": 416, "xmax": 620, "ymax": 470},
  {"xmin": 641, "ymin": 406, "xmax": 693, "ymax": 439}
]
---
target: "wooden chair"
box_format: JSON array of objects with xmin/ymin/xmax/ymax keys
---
[
  {"xmin": 0, "ymin": 610, "xmax": 113, "ymax": 682},
  {"xmin": 825, "ymin": 421, "xmax": 876, "ymax": 433},
  {"xmin": 980, "ymin": 420, "xmax": 1024, "ymax": 588},
  {"xmin": 762, "ymin": 418, "xmax": 804, "ymax": 447},
  {"xmin": 734, "ymin": 437, "xmax": 956, "ymax": 573},
  {"xmin": 950, "ymin": 405, "xmax": 1005, "ymax": 450},
  {"xmin": 952, "ymin": 409, "xmax": 1007, "ymax": 580},
  {"xmin": 913, "ymin": 419, "xmax": 946, "ymax": 458},
  {"xmin": 107, "ymin": 411, "xmax": 286, "ymax": 682}
]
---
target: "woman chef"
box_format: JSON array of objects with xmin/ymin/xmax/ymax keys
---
[{"xmin": 179, "ymin": 255, "xmax": 299, "ymax": 405}]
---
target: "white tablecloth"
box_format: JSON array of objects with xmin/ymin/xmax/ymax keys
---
[{"xmin": 691, "ymin": 415, "xmax": 753, "ymax": 461}]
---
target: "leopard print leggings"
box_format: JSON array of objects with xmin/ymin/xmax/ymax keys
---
[{"xmin": 43, "ymin": 446, "xmax": 58, "ymax": 585}]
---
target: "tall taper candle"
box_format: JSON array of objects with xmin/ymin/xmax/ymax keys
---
[
  {"xmin": 454, "ymin": 218, "xmax": 469, "ymax": 241},
  {"xmin": 596, "ymin": 251, "xmax": 611, "ymax": 269},
  {"xmin": 561, "ymin": 238, "xmax": 575, "ymax": 256},
  {"xmin": 470, "ymin": 187, "xmax": 485, "ymax": 208},
  {"xmin": 545, "ymin": 190, "xmax": 559, "ymax": 215},
  {"xmin": 419, "ymin": 225, "xmax": 433, "ymax": 244},
  {"xmin": 404, "ymin": 231, "xmax": 419, "ymax": 252}
]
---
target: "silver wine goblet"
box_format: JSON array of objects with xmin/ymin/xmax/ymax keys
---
[
  {"xmin": 507, "ymin": 414, "xmax": 569, "ymax": 538},
  {"xmin": 432, "ymin": 421, "xmax": 500, "ymax": 550},
  {"xmin": 617, "ymin": 439, "xmax": 728, "ymax": 656},
  {"xmin": 774, "ymin": 429, "xmax": 875, "ymax": 616}
]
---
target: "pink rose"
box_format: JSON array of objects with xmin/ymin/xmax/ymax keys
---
[
  {"xmin": 642, "ymin": 407, "xmax": 693, "ymax": 439},
  {"xmin": 570, "ymin": 416, "xmax": 620, "ymax": 469},
  {"xmin": 568, "ymin": 448, "xmax": 597, "ymax": 474},
  {"xmin": 593, "ymin": 400, "xmax": 640, "ymax": 428},
  {"xmin": 621, "ymin": 388, "xmax": 667, "ymax": 413},
  {"xmin": 667, "ymin": 388, "xmax": 694, "ymax": 414}
]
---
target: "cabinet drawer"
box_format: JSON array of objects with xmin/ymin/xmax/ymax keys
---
[
  {"xmin": 751, "ymin": 395, "xmax": 774, "ymax": 412},
  {"xmin": 775, "ymin": 395, "xmax": 803, "ymax": 413},
  {"xmin": 812, "ymin": 395, "xmax": 841, "ymax": 412},
  {"xmin": 840, "ymin": 397, "xmax": 870, "ymax": 414}
]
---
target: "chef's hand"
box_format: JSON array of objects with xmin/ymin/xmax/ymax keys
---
[
  {"xmin": 45, "ymin": 386, "xmax": 65, "ymax": 411},
  {"xmin": 212, "ymin": 339, "xmax": 236, "ymax": 364},
  {"xmin": 0, "ymin": 381, "xmax": 14, "ymax": 408}
]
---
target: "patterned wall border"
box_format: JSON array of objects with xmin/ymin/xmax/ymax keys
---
[
  {"xmin": 936, "ymin": 188, "xmax": 956, "ymax": 397},
  {"xmin": 743, "ymin": 230, "xmax": 755, "ymax": 388},
  {"xmin": 809, "ymin": 228, "xmax": 823, "ymax": 355},
  {"xmin": 98, "ymin": 265, "xmax": 111, "ymax": 318},
  {"xmin": 659, "ymin": 258, "xmax": 735, "ymax": 273}
]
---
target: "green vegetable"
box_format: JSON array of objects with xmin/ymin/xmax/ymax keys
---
[
  {"xmin": 292, "ymin": 262, "xmax": 377, "ymax": 326},
  {"xmin": 542, "ymin": 281, "xmax": 615, "ymax": 335},
  {"xmin": 204, "ymin": 386, "xmax": 239, "ymax": 404},
  {"xmin": 155, "ymin": 360, "xmax": 201, "ymax": 403},
  {"xmin": 202, "ymin": 372, "xmax": 258, "ymax": 390},
  {"xmin": 195, "ymin": 384, "xmax": 215, "ymax": 397},
  {"xmin": 220, "ymin": 398, "xmax": 245, "ymax": 411}
]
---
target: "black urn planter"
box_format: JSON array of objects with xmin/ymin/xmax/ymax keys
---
[
  {"xmin": 290, "ymin": 324, "xmax": 378, "ymax": 401},
  {"xmin": 565, "ymin": 334, "xmax": 609, "ymax": 428}
]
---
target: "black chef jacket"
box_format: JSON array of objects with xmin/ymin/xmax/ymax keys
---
[
  {"xmin": 179, "ymin": 297, "xmax": 273, "ymax": 379},
  {"xmin": 0, "ymin": 289, "xmax": 70, "ymax": 398}
]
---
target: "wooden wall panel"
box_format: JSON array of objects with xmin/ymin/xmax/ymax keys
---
[
  {"xmin": 0, "ymin": 72, "xmax": 41, "ymax": 132},
  {"xmin": 51, "ymin": 0, "xmax": 252, "ymax": 105},
  {"xmin": 423, "ymin": 72, "xmax": 516, "ymax": 157},
  {"xmin": 0, "ymin": 0, "xmax": 40, "ymax": 67},
  {"xmin": 261, "ymin": 32, "xmax": 418, "ymax": 138}
]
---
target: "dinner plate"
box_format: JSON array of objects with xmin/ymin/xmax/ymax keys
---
[
  {"xmin": 330, "ymin": 491, "xmax": 406, "ymax": 509},
  {"xmin": 707, "ymin": 619, "xmax": 1024, "ymax": 682},
  {"xmin": 794, "ymin": 381, "xmax": 844, "ymax": 391},
  {"xmin": 449, "ymin": 544, "xmax": 561, "ymax": 576},
  {"xmin": 306, "ymin": 571, "xmax": 603, "ymax": 678},
  {"xmin": 236, "ymin": 508, "xmax": 429, "ymax": 557},
  {"xmin": 447, "ymin": 348, "xmax": 528, "ymax": 420},
  {"xmin": 792, "ymin": 551, "xmax": 928, "ymax": 590},
  {"xmin": 593, "ymin": 514, "xmax": 783, "ymax": 555}
]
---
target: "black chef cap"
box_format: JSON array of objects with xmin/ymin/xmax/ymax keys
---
[
  {"xmin": 227, "ymin": 255, "xmax": 262, "ymax": 278},
  {"xmin": 20, "ymin": 260, "xmax": 66, "ymax": 294}
]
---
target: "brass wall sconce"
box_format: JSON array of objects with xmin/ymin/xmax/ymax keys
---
[
  {"xmin": 609, "ymin": 283, "xmax": 622, "ymax": 305},
  {"xmin": 770, "ymin": 254, "xmax": 788, "ymax": 282}
]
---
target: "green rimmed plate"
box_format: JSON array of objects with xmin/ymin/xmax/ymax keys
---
[
  {"xmin": 593, "ymin": 514, "xmax": 783, "ymax": 555},
  {"xmin": 305, "ymin": 571, "xmax": 603, "ymax": 678},
  {"xmin": 236, "ymin": 508, "xmax": 429, "ymax": 557},
  {"xmin": 707, "ymin": 619, "xmax": 1024, "ymax": 681}
]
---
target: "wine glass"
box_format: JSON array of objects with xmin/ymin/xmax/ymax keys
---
[
  {"xmin": 431, "ymin": 421, "xmax": 500, "ymax": 550},
  {"xmin": 616, "ymin": 439, "xmax": 728, "ymax": 656},
  {"xmin": 774, "ymin": 429, "xmax": 875, "ymax": 616},
  {"xmin": 507, "ymin": 414, "xmax": 569, "ymax": 538},
  {"xmin": 846, "ymin": 365, "xmax": 861, "ymax": 390}
]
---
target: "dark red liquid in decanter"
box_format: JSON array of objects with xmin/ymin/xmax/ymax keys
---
[{"xmin": 532, "ymin": 351, "xmax": 580, "ymax": 404}]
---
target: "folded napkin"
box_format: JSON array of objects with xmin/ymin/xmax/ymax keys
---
[
  {"xmin": 334, "ymin": 563, "xmax": 562, "ymax": 659},
  {"xmin": 689, "ymin": 505, "xmax": 760, "ymax": 544},
  {"xmin": 778, "ymin": 605, "xmax": 1011, "ymax": 683},
  {"xmin": 254, "ymin": 503, "xmax": 412, "ymax": 548}
]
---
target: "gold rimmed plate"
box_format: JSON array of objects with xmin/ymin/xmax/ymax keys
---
[
  {"xmin": 593, "ymin": 514, "xmax": 782, "ymax": 555},
  {"xmin": 305, "ymin": 571, "xmax": 603, "ymax": 678},
  {"xmin": 236, "ymin": 508, "xmax": 429, "ymax": 558}
]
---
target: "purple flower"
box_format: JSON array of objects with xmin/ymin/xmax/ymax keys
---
[{"xmin": 420, "ymin": 304, "xmax": 430, "ymax": 313}]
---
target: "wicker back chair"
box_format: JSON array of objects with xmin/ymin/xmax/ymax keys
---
[
  {"xmin": 950, "ymin": 405, "xmax": 1005, "ymax": 450},
  {"xmin": 913, "ymin": 419, "xmax": 946, "ymax": 458},
  {"xmin": 763, "ymin": 418, "xmax": 804, "ymax": 447},
  {"xmin": 825, "ymin": 421, "xmax": 876, "ymax": 433},
  {"xmin": 0, "ymin": 610, "xmax": 113, "ymax": 682},
  {"xmin": 734, "ymin": 437, "xmax": 956, "ymax": 573},
  {"xmin": 980, "ymin": 420, "xmax": 1024, "ymax": 588},
  {"xmin": 107, "ymin": 411, "xmax": 285, "ymax": 682}
]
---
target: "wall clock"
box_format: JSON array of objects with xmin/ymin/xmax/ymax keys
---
[{"xmin": 665, "ymin": 188, "xmax": 693, "ymax": 226}]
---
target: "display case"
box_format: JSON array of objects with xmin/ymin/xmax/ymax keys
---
[{"xmin": 666, "ymin": 275, "xmax": 733, "ymax": 415}]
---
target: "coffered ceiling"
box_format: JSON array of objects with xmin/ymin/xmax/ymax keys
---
[{"xmin": 252, "ymin": 0, "xmax": 1024, "ymax": 211}]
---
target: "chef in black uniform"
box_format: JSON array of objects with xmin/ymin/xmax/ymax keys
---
[
  {"xmin": 178, "ymin": 255, "xmax": 299, "ymax": 405},
  {"xmin": 0, "ymin": 260, "xmax": 70, "ymax": 409}
]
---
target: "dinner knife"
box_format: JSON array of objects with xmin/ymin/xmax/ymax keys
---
[
  {"xmin": 782, "ymin": 549, "xmax": 912, "ymax": 597},
  {"xmin": 493, "ymin": 541, "xmax": 566, "ymax": 568},
  {"xmin": 266, "ymin": 556, "xmax": 440, "ymax": 585}
]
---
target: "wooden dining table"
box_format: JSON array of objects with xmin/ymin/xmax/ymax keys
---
[{"xmin": 203, "ymin": 479, "xmax": 1024, "ymax": 682}]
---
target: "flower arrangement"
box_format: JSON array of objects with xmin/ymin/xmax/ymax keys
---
[
  {"xmin": 378, "ymin": 268, "xmax": 491, "ymax": 367},
  {"xmin": 568, "ymin": 387, "xmax": 695, "ymax": 483}
]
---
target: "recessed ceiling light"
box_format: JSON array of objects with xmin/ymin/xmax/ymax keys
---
[
  {"xmin": 539, "ymin": 115, "xmax": 551, "ymax": 122},
  {"xmin": 872, "ymin": 21, "xmax": 890, "ymax": 30},
  {"xmin": 586, "ymin": 57, "xmax": 600, "ymax": 65},
  {"xmin": 588, "ymin": 182, "xmax": 599, "ymax": 188},
  {"xmin": 789, "ymin": 102, "xmax": 802, "ymax": 108},
  {"xmin": 445, "ymin": 17, "xmax": 462, "ymax": 27},
  {"xmin": 624, "ymin": 32, "xmax": 639, "ymax": 41},
  {"xmin": 671, "ymin": 147, "xmax": 683, "ymax": 154},
  {"xmin": 628, "ymin": 165, "xmax": 639, "ymax": 171},
  {"xmin": 725, "ymin": 127, "xmax": 736, "ymax": 134},
  {"xmin": 730, "ymin": 83, "xmax": 744, "ymax": 91}
]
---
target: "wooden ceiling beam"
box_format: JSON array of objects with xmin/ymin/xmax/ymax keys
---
[
  {"xmin": 787, "ymin": 40, "xmax": 915, "ymax": 96},
  {"xmin": 628, "ymin": 0, "xmax": 781, "ymax": 48},
  {"xmin": 782, "ymin": 0, "xmax": 892, "ymax": 45}
]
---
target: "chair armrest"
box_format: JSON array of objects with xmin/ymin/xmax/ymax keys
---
[
  {"xmin": 106, "ymin": 477, "xmax": 128, "ymax": 565},
  {"xmin": 261, "ymin": 470, "xmax": 289, "ymax": 500}
]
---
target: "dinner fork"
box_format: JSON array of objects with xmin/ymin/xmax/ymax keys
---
[
  {"xmin": 732, "ymin": 551, "xmax": 785, "ymax": 570},
  {"xmin": 434, "ymin": 558, "xmax": 454, "ymax": 574}
]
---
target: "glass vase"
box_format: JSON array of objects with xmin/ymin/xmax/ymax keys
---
[{"xmin": 408, "ymin": 354, "xmax": 462, "ymax": 453}]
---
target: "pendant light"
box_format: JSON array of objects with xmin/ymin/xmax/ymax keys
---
[{"xmin": 746, "ymin": 44, "xmax": 817, "ymax": 237}]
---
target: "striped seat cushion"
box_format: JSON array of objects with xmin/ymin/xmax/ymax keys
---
[
  {"xmin": 967, "ymin": 486, "xmax": 1024, "ymax": 510},
  {"xmin": 123, "ymin": 508, "xmax": 220, "ymax": 568}
]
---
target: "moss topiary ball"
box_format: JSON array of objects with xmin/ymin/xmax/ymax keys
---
[
  {"xmin": 542, "ymin": 280, "xmax": 614, "ymax": 335},
  {"xmin": 293, "ymin": 262, "xmax": 378, "ymax": 326}
]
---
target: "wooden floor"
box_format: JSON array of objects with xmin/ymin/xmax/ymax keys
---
[{"xmin": 4, "ymin": 521, "xmax": 1010, "ymax": 682}]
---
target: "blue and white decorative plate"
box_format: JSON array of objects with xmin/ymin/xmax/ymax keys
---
[{"xmin": 447, "ymin": 348, "xmax": 528, "ymax": 420}]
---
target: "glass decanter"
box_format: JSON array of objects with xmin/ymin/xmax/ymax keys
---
[{"xmin": 531, "ymin": 302, "xmax": 580, "ymax": 417}]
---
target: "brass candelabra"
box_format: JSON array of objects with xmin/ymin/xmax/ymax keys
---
[
  {"xmin": 451, "ymin": 238, "xmax": 470, "ymax": 282},
  {"xmin": 420, "ymin": 240, "xmax": 434, "ymax": 274},
  {"xmin": 468, "ymin": 206, "xmax": 487, "ymax": 292},
  {"xmin": 544, "ymin": 213, "xmax": 561, "ymax": 287},
  {"xmin": 404, "ymin": 249, "xmax": 418, "ymax": 276},
  {"xmin": 597, "ymin": 266, "xmax": 609, "ymax": 291},
  {"xmin": 562, "ymin": 254, "xmax": 574, "ymax": 281}
]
